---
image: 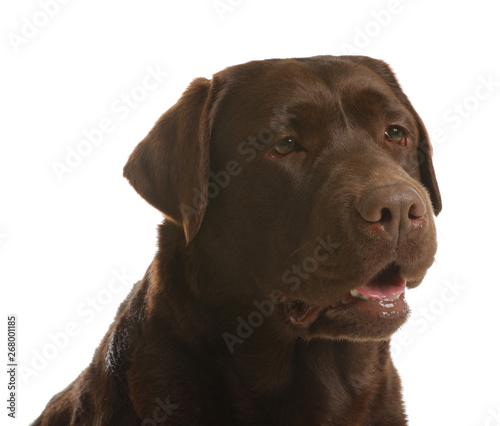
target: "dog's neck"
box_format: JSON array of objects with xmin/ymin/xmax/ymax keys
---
[
  {"xmin": 216, "ymin": 326, "xmax": 400, "ymax": 425},
  {"xmin": 226, "ymin": 330, "xmax": 394, "ymax": 411}
]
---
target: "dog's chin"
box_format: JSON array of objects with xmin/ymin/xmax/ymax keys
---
[
  {"xmin": 304, "ymin": 298, "xmax": 410, "ymax": 342},
  {"xmin": 282, "ymin": 263, "xmax": 414, "ymax": 341}
]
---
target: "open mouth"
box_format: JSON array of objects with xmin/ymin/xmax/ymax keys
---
[{"xmin": 283, "ymin": 263, "xmax": 409, "ymax": 327}]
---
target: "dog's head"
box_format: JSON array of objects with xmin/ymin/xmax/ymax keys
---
[{"xmin": 124, "ymin": 56, "xmax": 441, "ymax": 342}]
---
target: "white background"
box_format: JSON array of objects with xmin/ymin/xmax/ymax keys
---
[{"xmin": 1, "ymin": 0, "xmax": 500, "ymax": 424}]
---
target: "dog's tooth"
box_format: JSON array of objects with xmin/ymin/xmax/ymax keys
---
[{"xmin": 350, "ymin": 289, "xmax": 370, "ymax": 301}]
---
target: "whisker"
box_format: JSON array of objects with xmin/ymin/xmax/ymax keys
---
[
  {"xmin": 318, "ymin": 275, "xmax": 330, "ymax": 305},
  {"xmin": 285, "ymin": 242, "xmax": 310, "ymax": 262}
]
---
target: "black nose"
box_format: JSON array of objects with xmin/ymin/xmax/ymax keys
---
[{"xmin": 357, "ymin": 185, "xmax": 426, "ymax": 241}]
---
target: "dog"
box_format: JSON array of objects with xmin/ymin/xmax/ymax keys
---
[{"xmin": 33, "ymin": 55, "xmax": 441, "ymax": 425}]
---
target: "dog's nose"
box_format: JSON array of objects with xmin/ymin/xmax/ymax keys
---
[{"xmin": 357, "ymin": 185, "xmax": 426, "ymax": 241}]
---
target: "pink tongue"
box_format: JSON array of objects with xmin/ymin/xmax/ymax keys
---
[{"xmin": 355, "ymin": 275, "xmax": 406, "ymax": 300}]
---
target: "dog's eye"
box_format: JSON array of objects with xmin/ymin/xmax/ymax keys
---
[
  {"xmin": 385, "ymin": 126, "xmax": 407, "ymax": 146},
  {"xmin": 270, "ymin": 137, "xmax": 298, "ymax": 157}
]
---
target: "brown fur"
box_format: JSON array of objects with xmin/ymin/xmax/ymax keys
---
[{"xmin": 33, "ymin": 56, "xmax": 441, "ymax": 425}]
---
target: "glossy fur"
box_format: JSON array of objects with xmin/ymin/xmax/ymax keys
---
[{"xmin": 34, "ymin": 56, "xmax": 441, "ymax": 425}]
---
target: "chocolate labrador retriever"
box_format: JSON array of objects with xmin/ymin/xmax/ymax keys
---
[{"xmin": 34, "ymin": 55, "xmax": 441, "ymax": 425}]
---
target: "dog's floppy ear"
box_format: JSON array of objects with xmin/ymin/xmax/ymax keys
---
[
  {"xmin": 347, "ymin": 56, "xmax": 442, "ymax": 215},
  {"xmin": 409, "ymin": 114, "xmax": 442, "ymax": 216},
  {"xmin": 123, "ymin": 77, "xmax": 222, "ymax": 243}
]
